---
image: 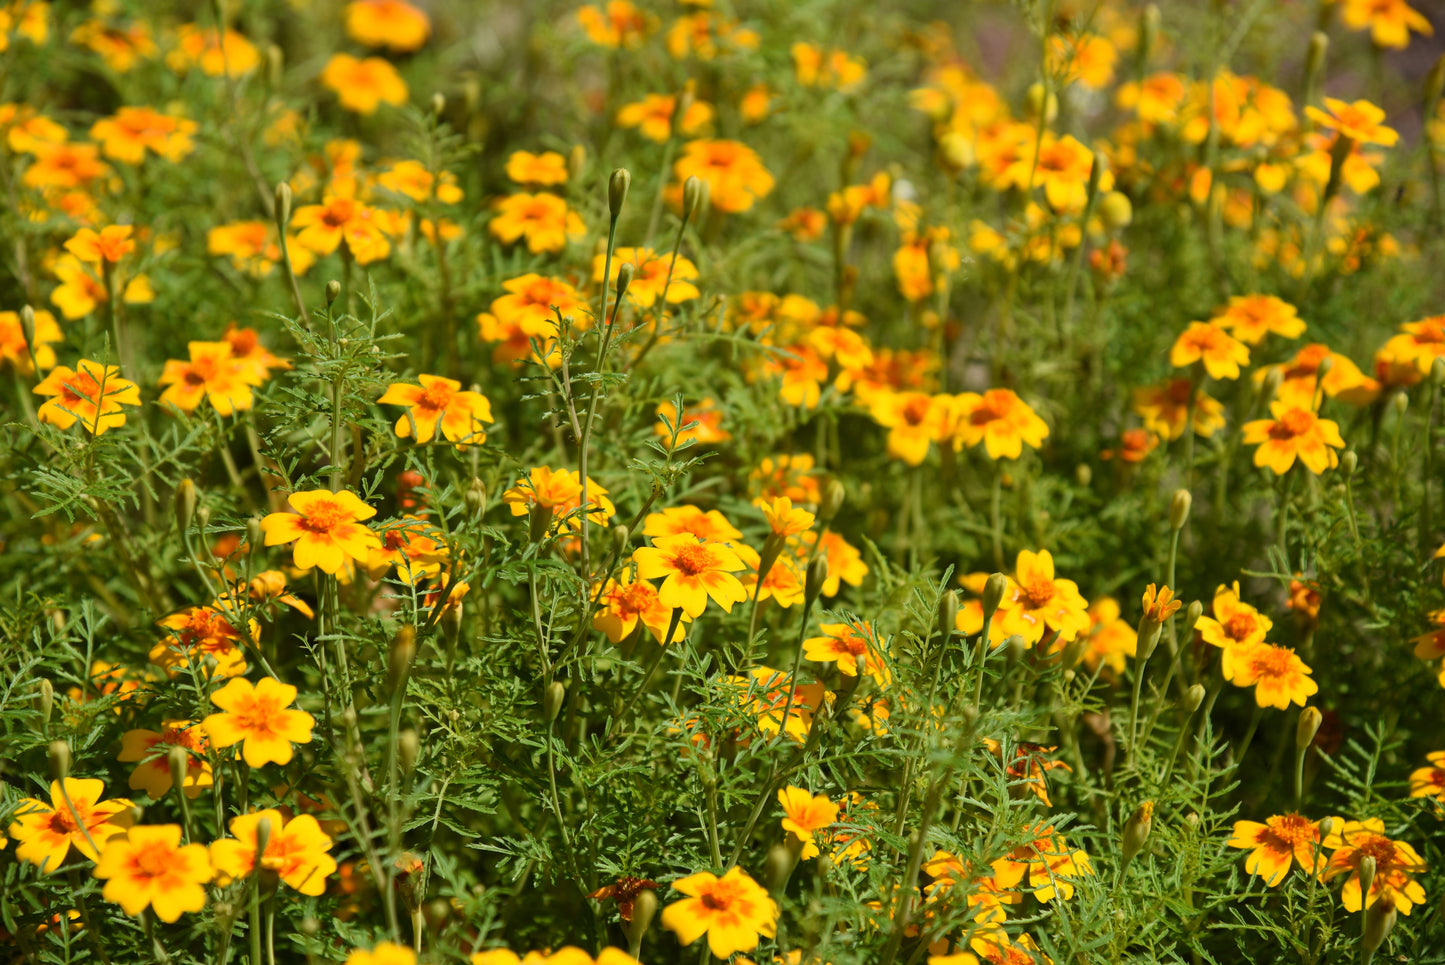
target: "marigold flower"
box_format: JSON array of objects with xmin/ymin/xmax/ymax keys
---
[
  {"xmin": 656, "ymin": 397, "xmax": 730, "ymax": 446},
  {"xmin": 502, "ymin": 466, "xmax": 615, "ymax": 535},
  {"xmin": 750, "ymin": 453, "xmax": 822, "ymax": 504},
  {"xmin": 90, "ymin": 106, "xmax": 195, "ymax": 164},
  {"xmin": 344, "ymin": 0, "xmax": 430, "ymax": 52},
  {"xmin": 92, "ymin": 824, "xmax": 211, "ymax": 922},
  {"xmin": 803, "ymin": 620, "xmax": 890, "ymax": 687},
  {"xmin": 151, "ymin": 604, "xmax": 257, "ymax": 679},
  {"xmin": 1306, "ymin": 97, "xmax": 1399, "ymax": 148},
  {"xmin": 1197, "ymin": 582, "xmax": 1271, "ymax": 651},
  {"xmin": 22, "ymin": 140, "xmax": 109, "ymax": 190},
  {"xmin": 224, "ymin": 325, "xmax": 291, "ymax": 383},
  {"xmin": 1339, "ymin": 0, "xmax": 1432, "ymax": 49},
  {"xmin": 796, "ymin": 529, "xmax": 867, "ymax": 597},
  {"xmin": 593, "ymin": 569, "xmax": 688, "ymax": 645},
  {"xmin": 202, "ymin": 677, "xmax": 315, "ymax": 768},
  {"xmin": 1241, "ymin": 393, "xmax": 1345, "ymax": 475},
  {"xmin": 1047, "ymin": 32, "xmax": 1116, "ymax": 90},
  {"xmin": 756, "ymin": 496, "xmax": 815, "ymax": 538},
  {"xmin": 167, "ymin": 24, "xmax": 260, "ymax": 76},
  {"xmin": 1081, "ymin": 598, "xmax": 1137, "ymax": 674},
  {"xmin": 34, "ymin": 359, "xmax": 140, "ymax": 435},
  {"xmin": 1140, "ymin": 584, "xmax": 1182, "ymax": 623},
  {"xmin": 1321, "ymin": 818, "xmax": 1427, "ymax": 913},
  {"xmin": 672, "ymin": 139, "xmax": 774, "ymax": 214},
  {"xmin": 592, "ymin": 246, "xmax": 700, "ymax": 309},
  {"xmin": 1132, "ymin": 378, "xmax": 1225, "ymax": 440},
  {"xmin": 662, "ymin": 866, "xmax": 779, "ymax": 958},
  {"xmin": 1170, "ymin": 322, "xmax": 1249, "ymax": 380},
  {"xmin": 491, "ymin": 192, "xmax": 585, "ymax": 255},
  {"xmin": 755, "ymin": 343, "xmax": 829, "ymax": 409},
  {"xmin": 320, "ymin": 54, "xmax": 408, "ymax": 115},
  {"xmin": 993, "ymin": 824, "xmax": 1093, "ymax": 902},
  {"xmin": 777, "ymin": 206, "xmax": 826, "ymax": 241},
  {"xmin": 1223, "ymin": 642, "xmax": 1318, "ymax": 709},
  {"xmin": 346, "ymin": 942, "xmax": 416, "ymax": 965},
  {"xmin": 378, "ymin": 375, "xmax": 493, "ymax": 449},
  {"xmin": 868, "ymin": 390, "xmax": 955, "ymax": 466},
  {"xmin": 576, "ymin": 0, "xmax": 656, "ymax": 48},
  {"xmin": 291, "ymin": 195, "xmax": 393, "ymax": 264},
  {"xmin": 951, "ymin": 389, "xmax": 1049, "ymax": 460},
  {"xmin": 366, "ymin": 516, "xmax": 447, "ymax": 583},
  {"xmin": 642, "ymin": 505, "xmax": 742, "ymax": 544},
  {"xmin": 736, "ymin": 545, "xmax": 805, "ymax": 608},
  {"xmin": 791, "ymin": 42, "xmax": 866, "ymax": 92},
  {"xmin": 968, "ymin": 933, "xmax": 1054, "ymax": 965},
  {"xmin": 777, "ymin": 787, "xmax": 838, "ymax": 859},
  {"xmin": 999, "ymin": 550, "xmax": 1090, "ymax": 647},
  {"xmin": 157, "ymin": 340, "xmax": 263, "ymax": 416},
  {"xmin": 377, "ymin": 160, "xmax": 463, "ymax": 204},
  {"xmin": 71, "ymin": 19, "xmax": 156, "ymax": 71},
  {"xmin": 1408, "ymin": 752, "xmax": 1445, "ymax": 806},
  {"xmin": 1209, "ymin": 295, "xmax": 1305, "ymax": 346},
  {"xmin": 1007, "ymin": 133, "xmax": 1099, "ymax": 212},
  {"xmin": 505, "ymin": 150, "xmax": 569, "ymax": 187},
  {"xmin": 65, "ymin": 225, "xmax": 136, "ymax": 265},
  {"xmin": 210, "ymin": 808, "xmax": 336, "ymax": 896},
  {"xmin": 261, "ymin": 489, "xmax": 381, "ymax": 574},
  {"xmin": 117, "ymin": 721, "xmax": 212, "ymax": 799},
  {"xmin": 633, "ymin": 533, "xmax": 747, "ymax": 618},
  {"xmin": 616, "ymin": 93, "xmax": 714, "ymax": 144},
  {"xmin": 7, "ymin": 779, "xmax": 135, "ymax": 872},
  {"xmin": 487, "ymin": 273, "xmax": 591, "ymax": 337},
  {"xmin": 1381, "ymin": 315, "xmax": 1445, "ymax": 375},
  {"xmin": 1227, "ymin": 814, "xmax": 1325, "ymax": 886},
  {"xmin": 724, "ymin": 666, "xmax": 828, "ymax": 743},
  {"xmin": 209, "ymin": 221, "xmax": 315, "ymax": 278},
  {"xmin": 0, "ymin": 307, "xmax": 60, "ymax": 374}
]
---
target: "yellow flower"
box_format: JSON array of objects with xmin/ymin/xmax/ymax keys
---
[
  {"xmin": 209, "ymin": 809, "xmax": 336, "ymax": 896},
  {"xmin": 1241, "ymin": 390, "xmax": 1345, "ymax": 475},
  {"xmin": 505, "ymin": 150, "xmax": 569, "ymax": 187},
  {"xmin": 202, "ymin": 677, "xmax": 316, "ymax": 767},
  {"xmin": 1305, "ymin": 97, "xmax": 1399, "ymax": 147},
  {"xmin": 576, "ymin": 1, "xmax": 656, "ymax": 48},
  {"xmin": 157, "ymin": 340, "xmax": 263, "ymax": 416},
  {"xmin": 1209, "ymin": 295, "xmax": 1305, "ymax": 346},
  {"xmin": 344, "ymin": 0, "xmax": 430, "ymax": 53},
  {"xmin": 803, "ymin": 620, "xmax": 891, "ymax": 687},
  {"xmin": 117, "ymin": 721, "xmax": 213, "ymax": 799},
  {"xmin": 1321, "ymin": 818, "xmax": 1427, "ymax": 913},
  {"xmin": 1222, "ymin": 642, "xmax": 1318, "ymax": 709},
  {"xmin": 1197, "ymin": 582, "xmax": 1271, "ymax": 652},
  {"xmin": 755, "ymin": 496, "xmax": 815, "ymax": 537},
  {"xmin": 319, "ymin": 54, "xmax": 408, "ymax": 115},
  {"xmin": 951, "ymin": 389, "xmax": 1048, "ymax": 460},
  {"xmin": 1170, "ymin": 321, "xmax": 1249, "ymax": 380},
  {"xmin": 1226, "ymin": 814, "xmax": 1325, "ymax": 886},
  {"xmin": 151, "ymin": 604, "xmax": 256, "ymax": 679},
  {"xmin": 1132, "ymin": 378, "xmax": 1225, "ymax": 440},
  {"xmin": 90, "ymin": 106, "xmax": 195, "ymax": 163},
  {"xmin": 260, "ymin": 489, "xmax": 382, "ymax": 574},
  {"xmin": 167, "ymin": 24, "xmax": 259, "ymax": 76},
  {"xmin": 7, "ymin": 779, "xmax": 135, "ymax": 872},
  {"xmin": 641, "ymin": 505, "xmax": 742, "ymax": 543},
  {"xmin": 377, "ymin": 375, "xmax": 493, "ymax": 448},
  {"xmin": 490, "ymin": 192, "xmax": 585, "ymax": 255},
  {"xmin": 671, "ymin": 139, "xmax": 774, "ymax": 214},
  {"xmin": 777, "ymin": 786, "xmax": 838, "ymax": 859},
  {"xmin": 1000, "ymin": 549, "xmax": 1091, "ymax": 647},
  {"xmin": 661, "ymin": 867, "xmax": 779, "ymax": 958},
  {"xmin": 593, "ymin": 246, "xmax": 700, "ymax": 309},
  {"xmin": 346, "ymin": 942, "xmax": 417, "ymax": 965},
  {"xmin": 0, "ymin": 307, "xmax": 61, "ymax": 375},
  {"xmin": 632, "ymin": 534, "xmax": 747, "ymax": 618},
  {"xmin": 868, "ymin": 390, "xmax": 955, "ymax": 466},
  {"xmin": 1339, "ymin": 0, "xmax": 1432, "ymax": 49},
  {"xmin": 34, "ymin": 359, "xmax": 141, "ymax": 435},
  {"xmin": 616, "ymin": 93, "xmax": 714, "ymax": 144},
  {"xmin": 92, "ymin": 824, "xmax": 211, "ymax": 922},
  {"xmin": 791, "ymin": 42, "xmax": 866, "ymax": 92}
]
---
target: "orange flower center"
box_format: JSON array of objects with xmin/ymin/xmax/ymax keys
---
[
  {"xmin": 420, "ymin": 383, "xmax": 454, "ymax": 410},
  {"xmin": 60, "ymin": 370, "xmax": 102, "ymax": 405},
  {"xmin": 1247, "ymin": 646, "xmax": 1296, "ymax": 679},
  {"xmin": 901, "ymin": 396, "xmax": 931, "ymax": 426},
  {"xmin": 1019, "ymin": 577, "xmax": 1057, "ymax": 610},
  {"xmin": 128, "ymin": 841, "xmax": 177, "ymax": 879},
  {"xmin": 1224, "ymin": 612, "xmax": 1258, "ymax": 641},
  {"xmin": 232, "ymin": 695, "xmax": 285, "ymax": 737},
  {"xmin": 1271, "ymin": 409, "xmax": 1315, "ymax": 439},
  {"xmin": 614, "ymin": 582, "xmax": 656, "ymax": 614},
  {"xmin": 46, "ymin": 806, "xmax": 81, "ymax": 835},
  {"xmin": 669, "ymin": 543, "xmax": 716, "ymax": 577},
  {"xmin": 299, "ymin": 499, "xmax": 350, "ymax": 534},
  {"xmin": 1269, "ymin": 814, "xmax": 1316, "ymax": 844}
]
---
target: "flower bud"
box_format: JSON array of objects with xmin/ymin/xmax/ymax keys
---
[
  {"xmin": 1296, "ymin": 706, "xmax": 1322, "ymax": 750},
  {"xmin": 682, "ymin": 175, "xmax": 706, "ymax": 222},
  {"xmin": 1184, "ymin": 600, "xmax": 1203, "ymax": 631},
  {"xmin": 937, "ymin": 590, "xmax": 959, "ymax": 646},
  {"xmin": 627, "ymin": 889, "xmax": 658, "ymax": 947},
  {"xmin": 528, "ymin": 500, "xmax": 553, "ymax": 544},
  {"xmin": 1137, "ymin": 620, "xmax": 1163, "ymax": 661},
  {"xmin": 1392, "ymin": 391, "xmax": 1408, "ymax": 417},
  {"xmin": 982, "ymin": 572, "xmax": 1008, "ymax": 622},
  {"xmin": 389, "ymin": 625, "xmax": 417, "ymax": 693},
  {"xmin": 614, "ymin": 262, "xmax": 635, "ymax": 303},
  {"xmin": 253, "ymin": 817, "xmax": 273, "ymax": 874},
  {"xmin": 568, "ymin": 144, "xmax": 587, "ymax": 180},
  {"xmin": 804, "ymin": 555, "xmax": 830, "ymax": 607},
  {"xmin": 325, "ymin": 279, "xmax": 341, "ymax": 306},
  {"xmin": 1340, "ymin": 450, "xmax": 1357, "ymax": 476},
  {"xmin": 1005, "ymin": 634, "xmax": 1027, "ymax": 665},
  {"xmin": 431, "ymin": 92, "xmax": 446, "ymax": 117},
  {"xmin": 1184, "ymin": 683, "xmax": 1206, "ymax": 712},
  {"xmin": 1363, "ymin": 898, "xmax": 1397, "ymax": 954},
  {"xmin": 608, "ymin": 168, "xmax": 631, "ymax": 218},
  {"xmin": 196, "ymin": 506, "xmax": 211, "ymax": 530},
  {"xmin": 1315, "ymin": 356, "xmax": 1334, "ymax": 382},
  {"xmin": 274, "ymin": 181, "xmax": 293, "ymax": 229},
  {"xmin": 1260, "ymin": 366, "xmax": 1283, "ymax": 401},
  {"xmin": 1433, "ymin": 356, "xmax": 1445, "ymax": 386},
  {"xmin": 266, "ymin": 44, "xmax": 284, "ymax": 90},
  {"xmin": 820, "ymin": 478, "xmax": 846, "ymax": 522},
  {"xmin": 610, "ymin": 523, "xmax": 631, "ymax": 559},
  {"xmin": 48, "ymin": 740, "xmax": 70, "ymax": 782},
  {"xmin": 174, "ymin": 479, "xmax": 197, "ymax": 533},
  {"xmin": 36, "ymin": 678, "xmax": 53, "ymax": 726},
  {"xmin": 398, "ymin": 728, "xmax": 419, "ymax": 776},
  {"xmin": 1025, "ymin": 82, "xmax": 1058, "ymax": 123},
  {"xmin": 1169, "ymin": 488, "xmax": 1192, "ymax": 531},
  {"xmin": 464, "ymin": 477, "xmax": 487, "ymax": 518},
  {"xmin": 1357, "ymin": 854, "xmax": 1376, "ymax": 902},
  {"xmin": 1075, "ymin": 463, "xmax": 1092, "ymax": 487},
  {"xmin": 1139, "ymin": 5, "xmax": 1160, "ymax": 64},
  {"xmin": 1323, "ymin": 134, "xmax": 1354, "ymax": 202},
  {"xmin": 247, "ymin": 517, "xmax": 263, "ymax": 553},
  {"xmin": 1317, "ymin": 816, "xmax": 1334, "ymax": 840},
  {"xmin": 766, "ymin": 841, "xmax": 800, "ymax": 894},
  {"xmin": 544, "ymin": 680, "xmax": 567, "ymax": 724},
  {"xmin": 1099, "ymin": 191, "xmax": 1133, "ymax": 230},
  {"xmin": 1121, "ymin": 800, "xmax": 1154, "ymax": 869},
  {"xmin": 1304, "ymin": 32, "xmax": 1328, "ymax": 100},
  {"xmin": 167, "ymin": 745, "xmax": 190, "ymax": 794}
]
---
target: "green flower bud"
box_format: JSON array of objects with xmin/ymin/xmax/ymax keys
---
[
  {"xmin": 1121, "ymin": 800, "xmax": 1154, "ymax": 870},
  {"xmin": 682, "ymin": 175, "xmax": 707, "ymax": 222},
  {"xmin": 1357, "ymin": 854, "xmax": 1376, "ymax": 902},
  {"xmin": 805, "ymin": 555, "xmax": 830, "ymax": 607},
  {"xmin": 48, "ymin": 740, "xmax": 70, "ymax": 782},
  {"xmin": 1363, "ymin": 898, "xmax": 1397, "ymax": 954},
  {"xmin": 820, "ymin": 478, "xmax": 846, "ymax": 522},
  {"xmin": 615, "ymin": 262, "xmax": 635, "ymax": 303},
  {"xmin": 274, "ymin": 181, "xmax": 293, "ymax": 229},
  {"xmin": 529, "ymin": 500, "xmax": 553, "ymax": 544},
  {"xmin": 1184, "ymin": 683, "xmax": 1206, "ymax": 712},
  {"xmin": 1184, "ymin": 600, "xmax": 1204, "ymax": 631},
  {"xmin": 544, "ymin": 681, "xmax": 567, "ymax": 724},
  {"xmin": 398, "ymin": 728, "xmax": 419, "ymax": 776},
  {"xmin": 626, "ymin": 889, "xmax": 658, "ymax": 948},
  {"xmin": 325, "ymin": 279, "xmax": 341, "ymax": 306},
  {"xmin": 389, "ymin": 625, "xmax": 417, "ymax": 694},
  {"xmin": 174, "ymin": 479, "xmax": 197, "ymax": 533},
  {"xmin": 167, "ymin": 744, "xmax": 190, "ymax": 793},
  {"xmin": 609, "ymin": 168, "xmax": 631, "ymax": 218},
  {"xmin": 1296, "ymin": 706, "xmax": 1322, "ymax": 750},
  {"xmin": 465, "ymin": 477, "xmax": 488, "ymax": 518},
  {"xmin": 1169, "ymin": 488, "xmax": 1192, "ymax": 531},
  {"xmin": 937, "ymin": 590, "xmax": 959, "ymax": 646},
  {"xmin": 982, "ymin": 572, "xmax": 1008, "ymax": 622}
]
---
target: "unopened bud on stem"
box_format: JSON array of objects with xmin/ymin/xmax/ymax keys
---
[
  {"xmin": 937, "ymin": 590, "xmax": 959, "ymax": 647},
  {"xmin": 1169, "ymin": 489, "xmax": 1191, "ymax": 531},
  {"xmin": 174, "ymin": 479, "xmax": 197, "ymax": 533},
  {"xmin": 804, "ymin": 555, "xmax": 829, "ymax": 608},
  {"xmin": 1120, "ymin": 800, "xmax": 1154, "ymax": 871},
  {"xmin": 48, "ymin": 740, "xmax": 70, "ymax": 782},
  {"xmin": 982, "ymin": 573, "xmax": 1008, "ymax": 623},
  {"xmin": 608, "ymin": 168, "xmax": 631, "ymax": 218},
  {"xmin": 389, "ymin": 626, "xmax": 417, "ymax": 693},
  {"xmin": 820, "ymin": 478, "xmax": 846, "ymax": 522},
  {"xmin": 274, "ymin": 182, "xmax": 292, "ymax": 229},
  {"xmin": 1297, "ymin": 706, "xmax": 1322, "ymax": 749},
  {"xmin": 543, "ymin": 680, "xmax": 567, "ymax": 724}
]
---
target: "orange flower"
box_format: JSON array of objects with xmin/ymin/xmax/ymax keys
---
[
  {"xmin": 750, "ymin": 453, "xmax": 822, "ymax": 504},
  {"xmin": 490, "ymin": 192, "xmax": 585, "ymax": 255},
  {"xmin": 1241, "ymin": 392, "xmax": 1345, "ymax": 475},
  {"xmin": 65, "ymin": 225, "xmax": 136, "ymax": 264},
  {"xmin": 158, "ymin": 340, "xmax": 263, "ymax": 416},
  {"xmin": 1000, "ymin": 549, "xmax": 1091, "ymax": 647},
  {"xmin": 655, "ymin": 397, "xmax": 730, "ymax": 446},
  {"xmin": 209, "ymin": 809, "xmax": 337, "ymax": 896},
  {"xmin": 117, "ymin": 721, "xmax": 212, "ymax": 799},
  {"xmin": 951, "ymin": 389, "xmax": 1049, "ymax": 460},
  {"xmin": 672, "ymin": 139, "xmax": 774, "ymax": 214},
  {"xmin": 502, "ymin": 466, "xmax": 615, "ymax": 535},
  {"xmin": 319, "ymin": 54, "xmax": 408, "ymax": 115},
  {"xmin": 1210, "ymin": 295, "xmax": 1305, "ymax": 345},
  {"xmin": 661, "ymin": 867, "xmax": 778, "ymax": 958},
  {"xmin": 616, "ymin": 93, "xmax": 714, "ymax": 144},
  {"xmin": 791, "ymin": 42, "xmax": 866, "ymax": 92},
  {"xmin": 1408, "ymin": 751, "xmax": 1445, "ymax": 806},
  {"xmin": 993, "ymin": 824, "xmax": 1094, "ymax": 902},
  {"xmin": 505, "ymin": 150, "xmax": 568, "ymax": 187},
  {"xmin": 376, "ymin": 160, "xmax": 463, "ymax": 204},
  {"xmin": 0, "ymin": 307, "xmax": 61, "ymax": 374},
  {"xmin": 260, "ymin": 489, "xmax": 382, "ymax": 575},
  {"xmin": 868, "ymin": 390, "xmax": 955, "ymax": 466},
  {"xmin": 202, "ymin": 676, "xmax": 316, "ymax": 767},
  {"xmin": 633, "ymin": 534, "xmax": 747, "ymax": 618},
  {"xmin": 755, "ymin": 496, "xmax": 814, "ymax": 537},
  {"xmin": 1227, "ymin": 814, "xmax": 1325, "ymax": 885},
  {"xmin": 576, "ymin": 1, "xmax": 656, "ymax": 48},
  {"xmin": 1222, "ymin": 642, "xmax": 1318, "ymax": 709},
  {"xmin": 1339, "ymin": 0, "xmax": 1432, "ymax": 49},
  {"xmin": 90, "ymin": 106, "xmax": 196, "ymax": 163},
  {"xmin": 1170, "ymin": 322, "xmax": 1249, "ymax": 379},
  {"xmin": 167, "ymin": 24, "xmax": 260, "ymax": 76},
  {"xmin": 344, "ymin": 0, "xmax": 430, "ymax": 52},
  {"xmin": 777, "ymin": 787, "xmax": 838, "ymax": 859},
  {"xmin": 487, "ymin": 273, "xmax": 591, "ymax": 336},
  {"xmin": 1132, "ymin": 378, "xmax": 1225, "ymax": 440},
  {"xmin": 796, "ymin": 529, "xmax": 867, "ymax": 598},
  {"xmin": 209, "ymin": 221, "xmax": 315, "ymax": 278},
  {"xmin": 1321, "ymin": 818, "xmax": 1427, "ymax": 912},
  {"xmin": 777, "ymin": 206, "xmax": 826, "ymax": 241},
  {"xmin": 1100, "ymin": 427, "xmax": 1157, "ymax": 463},
  {"xmin": 1080, "ymin": 598, "xmax": 1137, "ymax": 674},
  {"xmin": 1008, "ymin": 133, "xmax": 1099, "ymax": 212},
  {"xmin": 34, "ymin": 359, "xmax": 141, "ymax": 435},
  {"xmin": 593, "ymin": 569, "xmax": 687, "ymax": 645},
  {"xmin": 22, "ymin": 140, "xmax": 109, "ymax": 190},
  {"xmin": 1047, "ymin": 32, "xmax": 1117, "ymax": 90},
  {"xmin": 93, "ymin": 824, "xmax": 211, "ymax": 921},
  {"xmin": 1305, "ymin": 97, "xmax": 1399, "ymax": 147},
  {"xmin": 224, "ymin": 325, "xmax": 291, "ymax": 382},
  {"xmin": 1141, "ymin": 583, "xmax": 1182, "ymax": 624},
  {"xmin": 291, "ymin": 195, "xmax": 393, "ymax": 264},
  {"xmin": 642, "ymin": 505, "xmax": 742, "ymax": 544},
  {"xmin": 377, "ymin": 375, "xmax": 494, "ymax": 448},
  {"xmin": 1198, "ymin": 582, "xmax": 1270, "ymax": 656},
  {"xmin": 803, "ymin": 620, "xmax": 890, "ymax": 687},
  {"xmin": 736, "ymin": 544, "xmax": 805, "ymax": 608},
  {"xmin": 151, "ymin": 604, "xmax": 257, "ymax": 679},
  {"xmin": 366, "ymin": 516, "xmax": 447, "ymax": 583},
  {"xmin": 592, "ymin": 246, "xmax": 700, "ymax": 309},
  {"xmin": 1381, "ymin": 315, "xmax": 1445, "ymax": 375},
  {"xmin": 71, "ymin": 19, "xmax": 156, "ymax": 72},
  {"xmin": 7, "ymin": 779, "xmax": 135, "ymax": 872},
  {"xmin": 1117, "ymin": 72, "xmax": 1187, "ymax": 123}
]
